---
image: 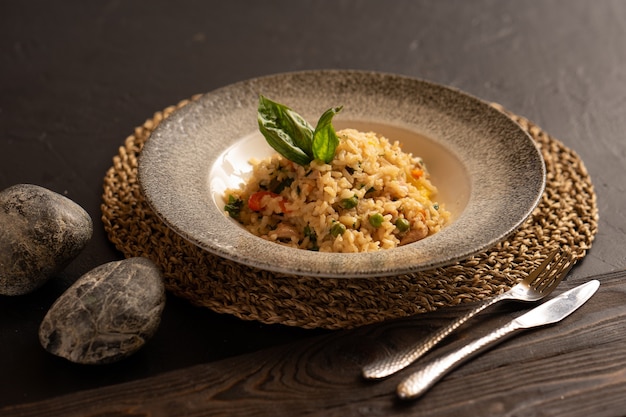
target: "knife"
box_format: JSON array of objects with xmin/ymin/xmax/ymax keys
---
[{"xmin": 396, "ymin": 279, "xmax": 600, "ymax": 400}]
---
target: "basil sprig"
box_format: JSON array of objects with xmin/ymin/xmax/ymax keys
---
[{"xmin": 257, "ymin": 95, "xmax": 342, "ymax": 165}]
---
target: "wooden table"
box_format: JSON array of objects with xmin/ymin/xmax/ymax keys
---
[{"xmin": 2, "ymin": 1, "xmax": 626, "ymax": 415}]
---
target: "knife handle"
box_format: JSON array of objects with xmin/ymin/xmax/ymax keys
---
[{"xmin": 396, "ymin": 319, "xmax": 522, "ymax": 400}]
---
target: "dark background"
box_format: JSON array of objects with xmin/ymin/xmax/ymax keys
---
[{"xmin": 2, "ymin": 0, "xmax": 625, "ymax": 408}]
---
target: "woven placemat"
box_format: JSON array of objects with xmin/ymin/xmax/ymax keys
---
[{"xmin": 101, "ymin": 97, "xmax": 598, "ymax": 330}]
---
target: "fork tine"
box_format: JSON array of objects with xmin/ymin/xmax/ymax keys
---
[
  {"xmin": 522, "ymin": 250, "xmax": 559, "ymax": 285},
  {"xmin": 534, "ymin": 250, "xmax": 576, "ymax": 294}
]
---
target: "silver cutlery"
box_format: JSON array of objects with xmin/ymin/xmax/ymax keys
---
[
  {"xmin": 397, "ymin": 279, "xmax": 600, "ymax": 400},
  {"xmin": 363, "ymin": 249, "xmax": 575, "ymax": 379}
]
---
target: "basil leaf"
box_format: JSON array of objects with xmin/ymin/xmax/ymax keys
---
[
  {"xmin": 258, "ymin": 121, "xmax": 312, "ymax": 166},
  {"xmin": 312, "ymin": 106, "xmax": 343, "ymax": 163},
  {"xmin": 257, "ymin": 95, "xmax": 314, "ymax": 165}
]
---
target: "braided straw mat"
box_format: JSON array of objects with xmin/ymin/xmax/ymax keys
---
[{"xmin": 101, "ymin": 97, "xmax": 598, "ymax": 330}]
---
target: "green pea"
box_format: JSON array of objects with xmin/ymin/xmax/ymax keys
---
[
  {"xmin": 395, "ymin": 218, "xmax": 410, "ymax": 232},
  {"xmin": 340, "ymin": 195, "xmax": 358, "ymax": 209},
  {"xmin": 369, "ymin": 213, "xmax": 385, "ymax": 228},
  {"xmin": 330, "ymin": 222, "xmax": 346, "ymax": 237}
]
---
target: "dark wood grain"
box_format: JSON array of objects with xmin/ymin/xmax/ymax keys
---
[{"xmin": 3, "ymin": 270, "xmax": 625, "ymax": 417}]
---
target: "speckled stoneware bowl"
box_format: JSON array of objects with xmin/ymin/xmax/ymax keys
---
[{"xmin": 138, "ymin": 70, "xmax": 545, "ymax": 278}]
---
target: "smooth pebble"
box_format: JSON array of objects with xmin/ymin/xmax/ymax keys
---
[
  {"xmin": 0, "ymin": 184, "xmax": 93, "ymax": 296},
  {"xmin": 39, "ymin": 257, "xmax": 165, "ymax": 364}
]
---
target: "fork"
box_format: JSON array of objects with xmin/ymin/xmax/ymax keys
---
[{"xmin": 362, "ymin": 248, "xmax": 575, "ymax": 379}]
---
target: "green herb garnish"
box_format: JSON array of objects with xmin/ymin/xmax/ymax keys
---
[
  {"xmin": 224, "ymin": 194, "xmax": 243, "ymax": 219},
  {"xmin": 269, "ymin": 177, "xmax": 294, "ymax": 194},
  {"xmin": 304, "ymin": 224, "xmax": 319, "ymax": 251},
  {"xmin": 257, "ymin": 95, "xmax": 342, "ymax": 166}
]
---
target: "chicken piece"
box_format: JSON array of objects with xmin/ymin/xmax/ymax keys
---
[
  {"xmin": 399, "ymin": 222, "xmax": 429, "ymax": 245},
  {"xmin": 272, "ymin": 223, "xmax": 300, "ymax": 241}
]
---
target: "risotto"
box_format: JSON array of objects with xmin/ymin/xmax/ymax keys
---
[{"xmin": 223, "ymin": 128, "xmax": 450, "ymax": 252}]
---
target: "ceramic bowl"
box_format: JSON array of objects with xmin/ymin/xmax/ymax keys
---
[{"xmin": 138, "ymin": 70, "xmax": 545, "ymax": 278}]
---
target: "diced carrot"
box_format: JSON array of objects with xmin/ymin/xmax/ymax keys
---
[{"xmin": 410, "ymin": 168, "xmax": 424, "ymax": 179}]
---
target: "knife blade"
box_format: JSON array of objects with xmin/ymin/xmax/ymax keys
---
[{"xmin": 397, "ymin": 280, "xmax": 600, "ymax": 400}]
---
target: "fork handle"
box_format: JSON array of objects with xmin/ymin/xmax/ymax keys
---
[
  {"xmin": 396, "ymin": 320, "xmax": 522, "ymax": 400},
  {"xmin": 362, "ymin": 294, "xmax": 506, "ymax": 379}
]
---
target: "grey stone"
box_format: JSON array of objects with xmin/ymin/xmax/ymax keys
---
[
  {"xmin": 0, "ymin": 184, "xmax": 93, "ymax": 296},
  {"xmin": 39, "ymin": 257, "xmax": 166, "ymax": 364}
]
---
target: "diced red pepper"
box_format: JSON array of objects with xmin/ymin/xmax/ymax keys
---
[{"xmin": 248, "ymin": 191, "xmax": 289, "ymax": 213}]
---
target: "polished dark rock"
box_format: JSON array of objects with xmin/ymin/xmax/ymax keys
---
[
  {"xmin": 38, "ymin": 257, "xmax": 166, "ymax": 365},
  {"xmin": 0, "ymin": 184, "xmax": 93, "ymax": 296}
]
